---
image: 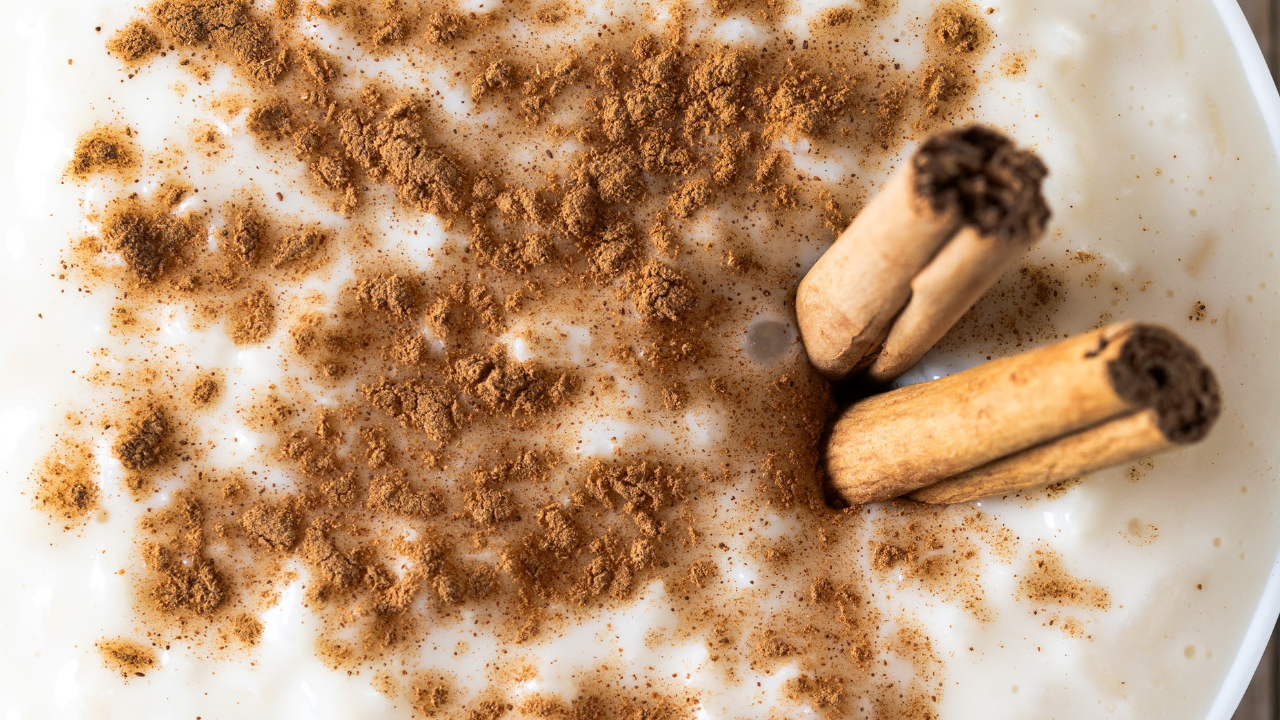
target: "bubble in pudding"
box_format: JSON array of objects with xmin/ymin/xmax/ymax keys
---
[{"xmin": 744, "ymin": 319, "xmax": 792, "ymax": 362}]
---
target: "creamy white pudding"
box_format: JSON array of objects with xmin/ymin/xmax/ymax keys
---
[{"xmin": 0, "ymin": 0, "xmax": 1278, "ymax": 719}]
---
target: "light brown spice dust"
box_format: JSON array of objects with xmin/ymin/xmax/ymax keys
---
[
  {"xmin": 936, "ymin": 263, "xmax": 1068, "ymax": 356},
  {"xmin": 39, "ymin": 0, "xmax": 1082, "ymax": 716},
  {"xmin": 228, "ymin": 289, "xmax": 275, "ymax": 345},
  {"xmin": 411, "ymin": 674, "xmax": 453, "ymax": 716},
  {"xmin": 140, "ymin": 492, "xmax": 227, "ymax": 616},
  {"xmin": 271, "ymin": 229, "xmax": 326, "ymax": 269},
  {"xmin": 156, "ymin": 182, "xmax": 189, "ymax": 208},
  {"xmin": 33, "ymin": 439, "xmax": 99, "ymax": 524},
  {"xmin": 113, "ymin": 405, "xmax": 169, "ymax": 472},
  {"xmin": 1000, "ymin": 51, "xmax": 1029, "ymax": 77},
  {"xmin": 69, "ymin": 129, "xmax": 137, "ymax": 179},
  {"xmin": 223, "ymin": 204, "xmax": 267, "ymax": 264},
  {"xmin": 106, "ymin": 21, "xmax": 162, "ymax": 64},
  {"xmin": 919, "ymin": 2, "xmax": 992, "ymax": 122},
  {"xmin": 97, "ymin": 638, "xmax": 157, "ymax": 678},
  {"xmin": 1020, "ymin": 546, "xmax": 1112, "ymax": 611},
  {"xmin": 632, "ymin": 261, "xmax": 698, "ymax": 322},
  {"xmin": 100, "ymin": 203, "xmax": 198, "ymax": 284},
  {"xmin": 188, "ymin": 373, "xmax": 222, "ymax": 407},
  {"xmin": 227, "ymin": 613, "xmax": 264, "ymax": 645},
  {"xmin": 240, "ymin": 501, "xmax": 299, "ymax": 549},
  {"xmin": 151, "ymin": 0, "xmax": 287, "ymax": 84}
]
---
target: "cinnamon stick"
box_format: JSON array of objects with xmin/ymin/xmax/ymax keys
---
[
  {"xmin": 908, "ymin": 409, "xmax": 1169, "ymax": 504},
  {"xmin": 823, "ymin": 322, "xmax": 1221, "ymax": 506},
  {"xmin": 866, "ymin": 225, "xmax": 1024, "ymax": 382},
  {"xmin": 797, "ymin": 125, "xmax": 1051, "ymax": 381}
]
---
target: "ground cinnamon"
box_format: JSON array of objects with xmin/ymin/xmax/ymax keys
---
[
  {"xmin": 32, "ymin": 440, "xmax": 99, "ymax": 524},
  {"xmin": 47, "ymin": 1, "xmax": 1027, "ymax": 715},
  {"xmin": 69, "ymin": 128, "xmax": 137, "ymax": 179},
  {"xmin": 106, "ymin": 21, "xmax": 161, "ymax": 64},
  {"xmin": 113, "ymin": 405, "xmax": 169, "ymax": 472},
  {"xmin": 97, "ymin": 639, "xmax": 156, "ymax": 678}
]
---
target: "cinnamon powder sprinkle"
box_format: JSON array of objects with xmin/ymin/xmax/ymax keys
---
[
  {"xmin": 113, "ymin": 406, "xmax": 169, "ymax": 472},
  {"xmin": 1020, "ymin": 547, "xmax": 1112, "ymax": 611},
  {"xmin": 70, "ymin": 129, "xmax": 137, "ymax": 179},
  {"xmin": 227, "ymin": 613, "xmax": 264, "ymax": 645},
  {"xmin": 35, "ymin": 0, "xmax": 1105, "ymax": 715},
  {"xmin": 106, "ymin": 20, "xmax": 162, "ymax": 65},
  {"xmin": 228, "ymin": 289, "xmax": 275, "ymax": 345},
  {"xmin": 188, "ymin": 373, "xmax": 222, "ymax": 407},
  {"xmin": 33, "ymin": 440, "xmax": 99, "ymax": 524},
  {"xmin": 97, "ymin": 639, "xmax": 157, "ymax": 678}
]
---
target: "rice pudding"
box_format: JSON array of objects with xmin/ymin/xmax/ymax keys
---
[{"xmin": 1, "ymin": 0, "xmax": 1278, "ymax": 718}]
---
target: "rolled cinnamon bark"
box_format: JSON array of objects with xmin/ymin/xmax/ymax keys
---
[
  {"xmin": 866, "ymin": 225, "xmax": 1024, "ymax": 383},
  {"xmin": 824, "ymin": 322, "xmax": 1221, "ymax": 506},
  {"xmin": 796, "ymin": 166, "xmax": 957, "ymax": 380},
  {"xmin": 797, "ymin": 125, "xmax": 1051, "ymax": 381},
  {"xmin": 907, "ymin": 409, "xmax": 1169, "ymax": 504}
]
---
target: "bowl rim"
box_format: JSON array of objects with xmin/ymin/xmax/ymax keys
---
[{"xmin": 1204, "ymin": 2, "xmax": 1280, "ymax": 717}]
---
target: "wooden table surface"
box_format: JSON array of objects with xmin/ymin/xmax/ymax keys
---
[
  {"xmin": 1244, "ymin": 0, "xmax": 1280, "ymax": 86},
  {"xmin": 1226, "ymin": 4, "xmax": 1276, "ymax": 718},
  {"xmin": 1241, "ymin": 0, "xmax": 1280, "ymax": 86}
]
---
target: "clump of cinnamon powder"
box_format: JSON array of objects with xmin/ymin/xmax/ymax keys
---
[
  {"xmin": 106, "ymin": 20, "xmax": 162, "ymax": 64},
  {"xmin": 33, "ymin": 440, "xmax": 99, "ymax": 524},
  {"xmin": 97, "ymin": 638, "xmax": 157, "ymax": 678},
  {"xmin": 70, "ymin": 129, "xmax": 137, "ymax": 179}
]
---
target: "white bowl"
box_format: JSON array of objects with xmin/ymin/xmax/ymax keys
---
[
  {"xmin": 0, "ymin": 1, "xmax": 1277, "ymax": 718},
  {"xmin": 1205, "ymin": 5, "xmax": 1280, "ymax": 718}
]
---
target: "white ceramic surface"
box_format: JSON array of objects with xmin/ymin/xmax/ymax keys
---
[{"xmin": 1203, "ymin": 5, "xmax": 1280, "ymax": 717}]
